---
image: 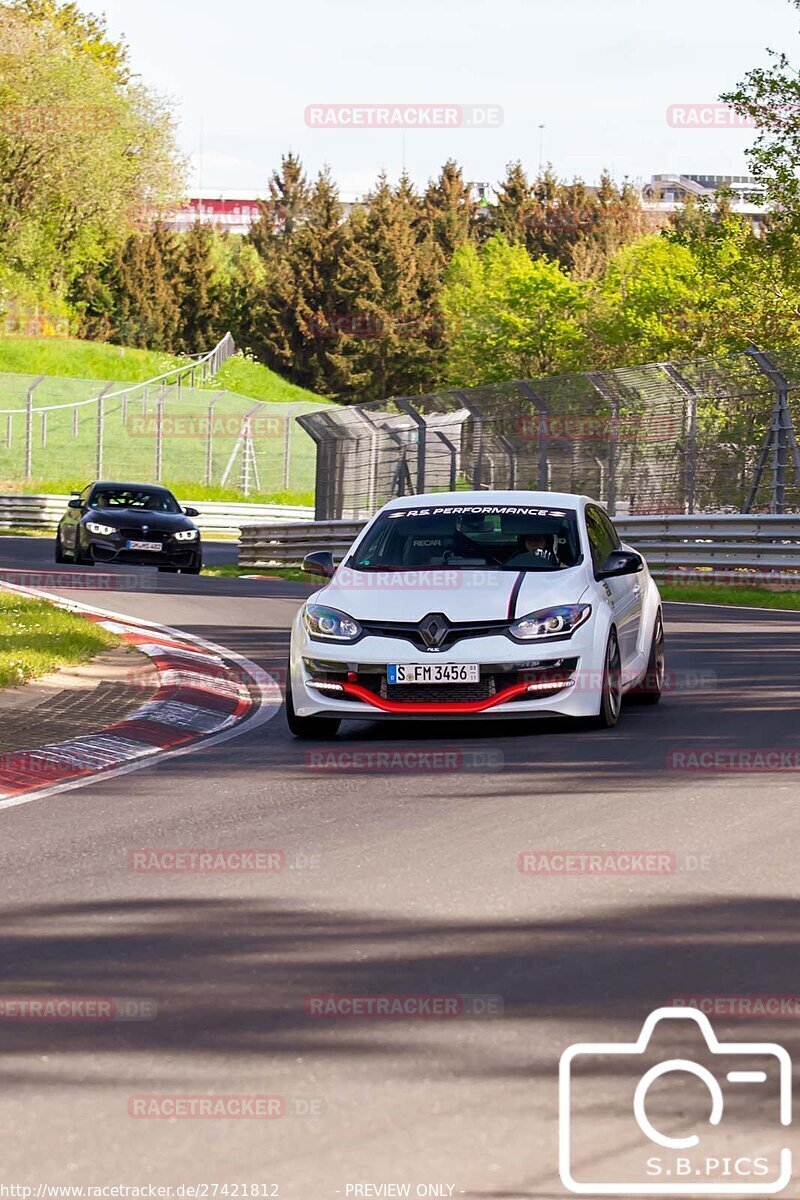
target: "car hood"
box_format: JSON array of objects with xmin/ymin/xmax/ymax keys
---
[
  {"xmin": 83, "ymin": 508, "xmax": 195, "ymax": 533},
  {"xmin": 315, "ymin": 564, "xmax": 591, "ymax": 622}
]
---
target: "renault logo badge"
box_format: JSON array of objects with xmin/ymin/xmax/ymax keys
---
[{"xmin": 419, "ymin": 613, "xmax": 449, "ymax": 650}]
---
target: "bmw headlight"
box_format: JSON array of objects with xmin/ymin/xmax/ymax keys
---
[
  {"xmin": 85, "ymin": 521, "xmax": 115, "ymax": 536},
  {"xmin": 303, "ymin": 603, "xmax": 362, "ymax": 642},
  {"xmin": 174, "ymin": 529, "xmax": 199, "ymax": 541},
  {"xmin": 508, "ymin": 604, "xmax": 591, "ymax": 642}
]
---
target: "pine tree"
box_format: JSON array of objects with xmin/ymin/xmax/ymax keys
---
[
  {"xmin": 176, "ymin": 223, "xmax": 226, "ymax": 354},
  {"xmin": 421, "ymin": 160, "xmax": 478, "ymax": 260},
  {"xmin": 148, "ymin": 220, "xmax": 182, "ymax": 349},
  {"xmin": 249, "ymin": 152, "xmax": 310, "ymax": 256},
  {"xmin": 492, "ymin": 160, "xmax": 536, "ymax": 244},
  {"xmin": 331, "ymin": 173, "xmax": 439, "ymax": 401},
  {"xmin": 291, "ymin": 168, "xmax": 349, "ymax": 392}
]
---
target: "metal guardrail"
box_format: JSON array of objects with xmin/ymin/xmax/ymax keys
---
[
  {"xmin": 0, "ymin": 495, "xmax": 314, "ymax": 539},
  {"xmin": 238, "ymin": 513, "xmax": 800, "ymax": 583}
]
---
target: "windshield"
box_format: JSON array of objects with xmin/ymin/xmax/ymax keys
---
[
  {"xmin": 349, "ymin": 504, "xmax": 583, "ymax": 572},
  {"xmin": 88, "ymin": 487, "xmax": 181, "ymax": 514}
]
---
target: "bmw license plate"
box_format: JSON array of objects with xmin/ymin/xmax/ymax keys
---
[
  {"xmin": 126, "ymin": 540, "xmax": 161, "ymax": 552},
  {"xmin": 387, "ymin": 663, "xmax": 480, "ymax": 685}
]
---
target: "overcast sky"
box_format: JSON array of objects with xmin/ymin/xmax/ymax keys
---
[{"xmin": 95, "ymin": 0, "xmax": 799, "ymax": 196}]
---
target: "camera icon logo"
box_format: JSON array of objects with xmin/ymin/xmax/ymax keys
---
[{"xmin": 559, "ymin": 1007, "xmax": 792, "ymax": 1195}]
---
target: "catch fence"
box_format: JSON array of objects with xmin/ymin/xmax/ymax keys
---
[
  {"xmin": 0, "ymin": 334, "xmax": 324, "ymax": 499},
  {"xmin": 298, "ymin": 345, "xmax": 800, "ymax": 519}
]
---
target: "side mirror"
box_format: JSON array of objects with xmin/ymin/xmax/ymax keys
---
[
  {"xmin": 183, "ymin": 507, "xmax": 199, "ymax": 517},
  {"xmin": 68, "ymin": 498, "xmax": 82, "ymax": 510},
  {"xmin": 303, "ymin": 551, "xmax": 335, "ymax": 580},
  {"xmin": 598, "ymin": 549, "xmax": 643, "ymax": 579}
]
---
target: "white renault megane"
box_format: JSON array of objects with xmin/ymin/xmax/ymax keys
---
[{"xmin": 286, "ymin": 491, "xmax": 665, "ymax": 737}]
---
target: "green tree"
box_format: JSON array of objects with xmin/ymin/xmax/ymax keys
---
[
  {"xmin": 439, "ymin": 233, "xmax": 587, "ymax": 384},
  {"xmin": 5, "ymin": 0, "xmax": 131, "ymax": 82},
  {"xmin": 330, "ymin": 173, "xmax": 439, "ymax": 400},
  {"xmin": 721, "ymin": 0, "xmax": 800, "ymax": 214},
  {"xmin": 588, "ymin": 236, "xmax": 703, "ymax": 365},
  {"xmin": 491, "ymin": 160, "xmax": 536, "ymax": 245},
  {"xmin": 249, "ymin": 152, "xmax": 310, "ymax": 254},
  {"xmin": 0, "ymin": 2, "xmax": 184, "ymax": 310},
  {"xmin": 421, "ymin": 160, "xmax": 479, "ymax": 261},
  {"xmin": 291, "ymin": 168, "xmax": 350, "ymax": 393},
  {"xmin": 176, "ymin": 224, "xmax": 228, "ymax": 354}
]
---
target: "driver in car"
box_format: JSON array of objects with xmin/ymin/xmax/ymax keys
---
[{"xmin": 505, "ymin": 532, "xmax": 560, "ymax": 568}]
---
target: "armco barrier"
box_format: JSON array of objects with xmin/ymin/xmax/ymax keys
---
[
  {"xmin": 238, "ymin": 513, "xmax": 800, "ymax": 583},
  {"xmin": 0, "ymin": 495, "xmax": 313, "ymax": 539}
]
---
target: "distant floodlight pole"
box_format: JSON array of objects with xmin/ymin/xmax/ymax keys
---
[{"xmin": 95, "ymin": 383, "xmax": 113, "ymax": 479}]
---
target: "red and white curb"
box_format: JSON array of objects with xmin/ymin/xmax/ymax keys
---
[{"xmin": 0, "ymin": 582, "xmax": 282, "ymax": 810}]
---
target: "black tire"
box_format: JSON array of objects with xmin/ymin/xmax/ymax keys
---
[
  {"xmin": 633, "ymin": 610, "xmax": 665, "ymax": 705},
  {"xmin": 158, "ymin": 566, "xmax": 179, "ymax": 573},
  {"xmin": 285, "ymin": 671, "xmax": 341, "ymax": 739},
  {"xmin": 54, "ymin": 532, "xmax": 67, "ymax": 564},
  {"xmin": 73, "ymin": 539, "xmax": 93, "ymax": 566},
  {"xmin": 592, "ymin": 628, "xmax": 623, "ymax": 729}
]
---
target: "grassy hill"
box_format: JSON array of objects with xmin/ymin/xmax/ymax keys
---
[
  {"xmin": 0, "ymin": 338, "xmax": 331, "ymax": 502},
  {"xmin": 0, "ymin": 337, "xmax": 327, "ymax": 404}
]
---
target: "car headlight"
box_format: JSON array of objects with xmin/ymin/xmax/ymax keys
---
[
  {"xmin": 303, "ymin": 603, "xmax": 362, "ymax": 642},
  {"xmin": 174, "ymin": 529, "xmax": 199, "ymax": 541},
  {"xmin": 508, "ymin": 604, "xmax": 592, "ymax": 641},
  {"xmin": 85, "ymin": 521, "xmax": 115, "ymax": 536}
]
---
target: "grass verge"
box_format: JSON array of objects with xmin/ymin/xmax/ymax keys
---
[
  {"xmin": 0, "ymin": 481, "xmax": 315, "ymax": 507},
  {"xmin": 201, "ymin": 564, "xmax": 310, "ymax": 583},
  {"xmin": 660, "ymin": 584, "xmax": 800, "ymax": 610},
  {"xmin": 0, "ymin": 591, "xmax": 120, "ymax": 687}
]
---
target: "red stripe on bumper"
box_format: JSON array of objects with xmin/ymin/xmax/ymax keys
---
[{"xmin": 338, "ymin": 681, "xmax": 532, "ymax": 714}]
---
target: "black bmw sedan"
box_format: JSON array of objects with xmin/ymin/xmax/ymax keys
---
[{"xmin": 55, "ymin": 482, "xmax": 202, "ymax": 573}]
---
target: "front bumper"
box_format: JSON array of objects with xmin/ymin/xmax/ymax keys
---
[
  {"xmin": 289, "ymin": 620, "xmax": 605, "ymax": 720},
  {"xmin": 84, "ymin": 533, "xmax": 201, "ymax": 568}
]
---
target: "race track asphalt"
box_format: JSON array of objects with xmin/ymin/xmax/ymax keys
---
[{"xmin": 0, "ymin": 534, "xmax": 799, "ymax": 1198}]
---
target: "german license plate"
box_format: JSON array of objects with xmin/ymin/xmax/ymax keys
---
[
  {"xmin": 127, "ymin": 540, "xmax": 161, "ymax": 552},
  {"xmin": 387, "ymin": 663, "xmax": 479, "ymax": 685}
]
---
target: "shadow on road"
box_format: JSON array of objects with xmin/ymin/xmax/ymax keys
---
[{"xmin": 0, "ymin": 895, "xmax": 797, "ymax": 1089}]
